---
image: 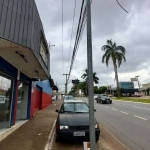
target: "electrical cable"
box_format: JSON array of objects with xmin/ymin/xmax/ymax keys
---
[
  {"xmin": 67, "ymin": 0, "xmax": 93, "ymax": 82},
  {"xmin": 116, "ymin": 0, "xmax": 128, "ymax": 13},
  {"xmin": 62, "ymin": 0, "xmax": 64, "ymax": 74},
  {"xmin": 68, "ymin": 0, "xmax": 77, "ymax": 70},
  {"xmin": 67, "ymin": 0, "xmax": 86, "ymax": 81}
]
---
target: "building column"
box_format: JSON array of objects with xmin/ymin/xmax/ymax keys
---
[
  {"xmin": 11, "ymin": 69, "xmax": 20, "ymax": 125},
  {"xmin": 27, "ymin": 79, "xmax": 32, "ymax": 119}
]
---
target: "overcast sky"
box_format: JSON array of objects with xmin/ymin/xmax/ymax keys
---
[{"xmin": 35, "ymin": 0, "xmax": 150, "ymax": 92}]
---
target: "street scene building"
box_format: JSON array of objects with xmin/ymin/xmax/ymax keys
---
[{"xmin": 0, "ymin": 0, "xmax": 54, "ymax": 131}]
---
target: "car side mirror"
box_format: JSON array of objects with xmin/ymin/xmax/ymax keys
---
[
  {"xmin": 94, "ymin": 109, "xmax": 96, "ymax": 112},
  {"xmin": 55, "ymin": 109, "xmax": 59, "ymax": 113}
]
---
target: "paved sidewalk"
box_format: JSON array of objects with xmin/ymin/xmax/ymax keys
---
[{"xmin": 0, "ymin": 100, "xmax": 62, "ymax": 150}]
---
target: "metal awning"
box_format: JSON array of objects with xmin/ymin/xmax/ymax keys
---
[{"xmin": 0, "ymin": 38, "xmax": 48, "ymax": 79}]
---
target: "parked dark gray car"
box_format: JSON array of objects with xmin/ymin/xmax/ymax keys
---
[
  {"xmin": 55, "ymin": 100, "xmax": 100, "ymax": 142},
  {"xmin": 95, "ymin": 94, "xmax": 112, "ymax": 104}
]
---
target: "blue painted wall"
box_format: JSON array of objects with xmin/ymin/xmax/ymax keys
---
[{"xmin": 32, "ymin": 80, "xmax": 52, "ymax": 95}]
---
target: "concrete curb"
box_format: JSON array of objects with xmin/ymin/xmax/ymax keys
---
[{"xmin": 44, "ymin": 120, "xmax": 56, "ymax": 150}]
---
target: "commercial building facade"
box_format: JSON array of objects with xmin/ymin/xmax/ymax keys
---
[{"xmin": 0, "ymin": 0, "xmax": 53, "ymax": 130}]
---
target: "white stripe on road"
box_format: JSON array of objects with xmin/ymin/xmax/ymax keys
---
[
  {"xmin": 134, "ymin": 115, "xmax": 148, "ymax": 120},
  {"xmin": 112, "ymin": 108, "xmax": 118, "ymax": 111},
  {"xmin": 105, "ymin": 106, "xmax": 109, "ymax": 108},
  {"xmin": 133, "ymin": 106, "xmax": 150, "ymax": 111},
  {"xmin": 120, "ymin": 111, "xmax": 129, "ymax": 114}
]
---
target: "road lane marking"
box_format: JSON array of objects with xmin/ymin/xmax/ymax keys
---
[
  {"xmin": 120, "ymin": 111, "xmax": 129, "ymax": 114},
  {"xmin": 134, "ymin": 115, "xmax": 148, "ymax": 120},
  {"xmin": 105, "ymin": 106, "xmax": 109, "ymax": 108},
  {"xmin": 133, "ymin": 106, "xmax": 150, "ymax": 111},
  {"xmin": 112, "ymin": 108, "xmax": 118, "ymax": 111}
]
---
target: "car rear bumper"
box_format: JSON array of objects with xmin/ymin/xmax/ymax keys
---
[{"xmin": 56, "ymin": 129, "xmax": 100, "ymax": 141}]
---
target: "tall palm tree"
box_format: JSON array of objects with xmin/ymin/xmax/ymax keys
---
[
  {"xmin": 101, "ymin": 39, "xmax": 126, "ymax": 97},
  {"xmin": 81, "ymin": 69, "xmax": 99, "ymax": 96},
  {"xmin": 81, "ymin": 69, "xmax": 99, "ymax": 84}
]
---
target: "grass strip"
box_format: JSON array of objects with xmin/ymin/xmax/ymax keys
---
[{"xmin": 113, "ymin": 97, "xmax": 150, "ymax": 103}]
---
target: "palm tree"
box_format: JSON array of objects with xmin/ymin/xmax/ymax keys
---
[
  {"xmin": 101, "ymin": 39, "xmax": 126, "ymax": 97},
  {"xmin": 81, "ymin": 69, "xmax": 99, "ymax": 84},
  {"xmin": 81, "ymin": 69, "xmax": 99, "ymax": 96}
]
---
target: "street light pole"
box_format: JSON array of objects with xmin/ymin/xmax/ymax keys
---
[{"xmin": 86, "ymin": 0, "xmax": 96, "ymax": 149}]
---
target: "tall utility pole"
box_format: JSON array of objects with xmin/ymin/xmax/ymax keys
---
[
  {"xmin": 63, "ymin": 74, "xmax": 69, "ymax": 95},
  {"xmin": 86, "ymin": 0, "xmax": 96, "ymax": 149}
]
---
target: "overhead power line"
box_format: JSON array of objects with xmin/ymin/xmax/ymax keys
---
[
  {"xmin": 62, "ymin": 0, "xmax": 64, "ymax": 74},
  {"xmin": 67, "ymin": 0, "xmax": 87, "ymax": 81},
  {"xmin": 116, "ymin": 0, "xmax": 128, "ymax": 13},
  {"xmin": 68, "ymin": 0, "xmax": 77, "ymax": 69}
]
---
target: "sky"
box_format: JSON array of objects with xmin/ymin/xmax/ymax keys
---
[{"xmin": 34, "ymin": 0, "xmax": 150, "ymax": 93}]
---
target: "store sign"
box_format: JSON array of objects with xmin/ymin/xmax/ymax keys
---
[
  {"xmin": 130, "ymin": 78, "xmax": 137, "ymax": 81},
  {"xmin": 40, "ymin": 41, "xmax": 48, "ymax": 66},
  {"xmin": 72, "ymin": 80, "xmax": 79, "ymax": 84}
]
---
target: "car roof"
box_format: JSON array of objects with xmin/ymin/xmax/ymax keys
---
[{"xmin": 64, "ymin": 100, "xmax": 85, "ymax": 103}]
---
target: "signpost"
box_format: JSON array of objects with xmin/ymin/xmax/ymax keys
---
[{"xmin": 86, "ymin": 0, "xmax": 96, "ymax": 149}]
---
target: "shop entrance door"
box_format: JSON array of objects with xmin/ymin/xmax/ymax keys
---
[{"xmin": 0, "ymin": 71, "xmax": 14, "ymax": 129}]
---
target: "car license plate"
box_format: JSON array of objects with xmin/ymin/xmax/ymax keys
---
[{"xmin": 73, "ymin": 131, "xmax": 85, "ymax": 136}]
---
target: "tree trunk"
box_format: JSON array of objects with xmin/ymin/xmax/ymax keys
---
[{"xmin": 114, "ymin": 64, "xmax": 120, "ymax": 97}]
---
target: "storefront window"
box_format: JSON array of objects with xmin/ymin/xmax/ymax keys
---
[
  {"xmin": 0, "ymin": 72, "xmax": 14, "ymax": 129},
  {"xmin": 16, "ymin": 81, "xmax": 29, "ymax": 120}
]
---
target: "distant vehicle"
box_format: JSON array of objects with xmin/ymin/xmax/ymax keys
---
[
  {"xmin": 52, "ymin": 96, "xmax": 56, "ymax": 101},
  {"xmin": 94, "ymin": 94, "xmax": 99, "ymax": 100},
  {"xmin": 63, "ymin": 95, "xmax": 75, "ymax": 102},
  {"xmin": 55, "ymin": 100, "xmax": 100, "ymax": 142},
  {"xmin": 95, "ymin": 94, "xmax": 112, "ymax": 104},
  {"xmin": 134, "ymin": 93, "xmax": 141, "ymax": 97}
]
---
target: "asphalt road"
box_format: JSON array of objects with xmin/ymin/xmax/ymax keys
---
[{"xmin": 80, "ymin": 97, "xmax": 150, "ymax": 150}]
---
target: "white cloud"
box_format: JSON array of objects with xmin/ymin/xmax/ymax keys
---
[{"xmin": 35, "ymin": 0, "xmax": 150, "ymax": 92}]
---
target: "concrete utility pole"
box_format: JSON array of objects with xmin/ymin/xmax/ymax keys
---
[
  {"xmin": 63, "ymin": 74, "xmax": 69, "ymax": 95},
  {"xmin": 86, "ymin": 0, "xmax": 96, "ymax": 149}
]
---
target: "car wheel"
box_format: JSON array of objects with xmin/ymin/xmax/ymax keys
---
[
  {"xmin": 100, "ymin": 101, "xmax": 103, "ymax": 104},
  {"xmin": 110, "ymin": 101, "xmax": 112, "ymax": 104}
]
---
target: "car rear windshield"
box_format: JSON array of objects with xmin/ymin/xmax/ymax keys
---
[
  {"xmin": 60, "ymin": 103, "xmax": 89, "ymax": 113},
  {"xmin": 64, "ymin": 96, "xmax": 74, "ymax": 100}
]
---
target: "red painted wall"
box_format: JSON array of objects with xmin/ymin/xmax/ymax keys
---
[{"xmin": 30, "ymin": 87, "xmax": 52, "ymax": 117}]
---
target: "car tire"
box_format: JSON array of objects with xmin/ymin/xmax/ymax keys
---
[
  {"xmin": 110, "ymin": 101, "xmax": 112, "ymax": 104},
  {"xmin": 100, "ymin": 101, "xmax": 103, "ymax": 104}
]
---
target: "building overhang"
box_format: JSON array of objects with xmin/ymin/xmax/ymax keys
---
[
  {"xmin": 52, "ymin": 85, "xmax": 58, "ymax": 91},
  {"xmin": 0, "ymin": 38, "xmax": 49, "ymax": 79},
  {"xmin": 121, "ymin": 88, "xmax": 139, "ymax": 93}
]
